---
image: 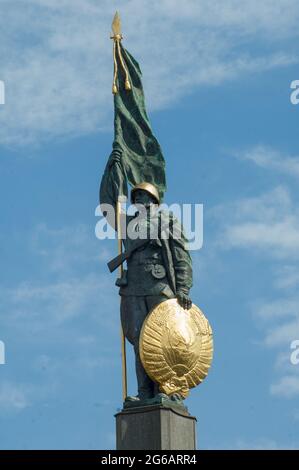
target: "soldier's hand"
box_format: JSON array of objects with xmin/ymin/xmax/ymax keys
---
[
  {"xmin": 108, "ymin": 149, "xmax": 122, "ymax": 168},
  {"xmin": 176, "ymin": 291, "xmax": 192, "ymax": 310}
]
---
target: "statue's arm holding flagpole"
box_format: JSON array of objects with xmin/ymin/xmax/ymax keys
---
[{"xmin": 99, "ymin": 147, "xmax": 128, "ymax": 402}]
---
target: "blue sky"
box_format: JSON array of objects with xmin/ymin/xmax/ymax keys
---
[{"xmin": 0, "ymin": 0, "xmax": 299, "ymax": 450}]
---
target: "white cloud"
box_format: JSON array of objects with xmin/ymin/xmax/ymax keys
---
[
  {"xmin": 0, "ymin": 381, "xmax": 29, "ymax": 412},
  {"xmin": 31, "ymin": 223, "xmax": 111, "ymax": 274},
  {"xmin": 0, "ymin": 223, "xmax": 117, "ymax": 332},
  {"xmin": 212, "ymin": 182, "xmax": 299, "ymax": 399},
  {"xmin": 0, "ymin": 220, "xmax": 120, "ymax": 418},
  {"xmin": 234, "ymin": 146, "xmax": 299, "ymax": 179},
  {"xmin": 253, "ymin": 288, "xmax": 299, "ymax": 398},
  {"xmin": 0, "ymin": 0, "xmax": 298, "ymax": 146},
  {"xmin": 254, "ymin": 277, "xmax": 299, "ymax": 400},
  {"xmin": 214, "ymin": 186, "xmax": 299, "ymax": 259},
  {"xmin": 0, "ymin": 274, "xmax": 116, "ymax": 332},
  {"xmin": 255, "ymin": 294, "xmax": 299, "ymax": 397},
  {"xmin": 253, "ymin": 296, "xmax": 299, "ymax": 385},
  {"xmin": 274, "ymin": 265, "xmax": 299, "ymax": 290},
  {"xmin": 256, "ymin": 298, "xmax": 299, "ymax": 322},
  {"xmin": 264, "ymin": 319, "xmax": 299, "ymax": 348},
  {"xmin": 274, "ymin": 351, "xmax": 295, "ymax": 372},
  {"xmin": 270, "ymin": 375, "xmax": 299, "ymax": 398}
]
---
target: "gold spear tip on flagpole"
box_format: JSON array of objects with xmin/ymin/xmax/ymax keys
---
[
  {"xmin": 111, "ymin": 11, "xmax": 122, "ymax": 40},
  {"xmin": 110, "ymin": 11, "xmax": 131, "ymax": 94}
]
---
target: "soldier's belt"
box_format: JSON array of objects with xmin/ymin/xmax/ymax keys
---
[
  {"xmin": 128, "ymin": 258, "xmax": 163, "ymax": 267},
  {"xmin": 127, "ymin": 261, "xmax": 167, "ymax": 279}
]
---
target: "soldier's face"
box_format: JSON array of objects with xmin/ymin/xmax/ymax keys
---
[{"xmin": 133, "ymin": 189, "xmax": 156, "ymax": 208}]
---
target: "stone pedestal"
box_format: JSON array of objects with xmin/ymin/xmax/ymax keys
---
[{"xmin": 115, "ymin": 405, "xmax": 197, "ymax": 450}]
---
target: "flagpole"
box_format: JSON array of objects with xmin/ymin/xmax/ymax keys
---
[
  {"xmin": 111, "ymin": 11, "xmax": 130, "ymax": 402},
  {"xmin": 117, "ymin": 196, "xmax": 127, "ymax": 402}
]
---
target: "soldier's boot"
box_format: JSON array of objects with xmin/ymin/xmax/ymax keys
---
[{"xmin": 125, "ymin": 395, "xmax": 140, "ymax": 402}]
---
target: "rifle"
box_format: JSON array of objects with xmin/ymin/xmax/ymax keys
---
[{"xmin": 107, "ymin": 236, "xmax": 150, "ymax": 273}]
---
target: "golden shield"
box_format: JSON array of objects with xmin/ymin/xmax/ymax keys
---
[{"xmin": 139, "ymin": 299, "xmax": 213, "ymax": 398}]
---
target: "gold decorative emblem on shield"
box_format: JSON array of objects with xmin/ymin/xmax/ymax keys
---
[{"xmin": 139, "ymin": 299, "xmax": 213, "ymax": 398}]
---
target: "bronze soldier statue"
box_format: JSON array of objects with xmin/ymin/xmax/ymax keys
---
[
  {"xmin": 99, "ymin": 14, "xmax": 213, "ymax": 410},
  {"xmin": 100, "ymin": 145, "xmax": 193, "ymax": 405}
]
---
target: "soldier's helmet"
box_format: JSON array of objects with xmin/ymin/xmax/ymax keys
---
[{"xmin": 131, "ymin": 182, "xmax": 160, "ymax": 205}]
